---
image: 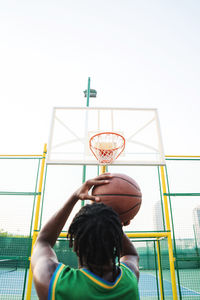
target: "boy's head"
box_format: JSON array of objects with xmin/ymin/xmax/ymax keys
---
[{"xmin": 68, "ymin": 203, "xmax": 123, "ymax": 271}]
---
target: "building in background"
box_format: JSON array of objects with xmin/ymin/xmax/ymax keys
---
[
  {"xmin": 153, "ymin": 201, "xmax": 165, "ymax": 231},
  {"xmin": 193, "ymin": 206, "xmax": 200, "ymax": 248}
]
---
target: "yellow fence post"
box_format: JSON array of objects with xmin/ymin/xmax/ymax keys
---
[
  {"xmin": 26, "ymin": 144, "xmax": 47, "ymax": 300},
  {"xmin": 100, "ymin": 165, "xmax": 106, "ymax": 174},
  {"xmin": 160, "ymin": 166, "xmax": 178, "ymax": 300},
  {"xmin": 156, "ymin": 239, "xmax": 164, "ymax": 300}
]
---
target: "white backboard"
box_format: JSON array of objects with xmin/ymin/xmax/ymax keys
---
[{"xmin": 47, "ymin": 107, "xmax": 165, "ymax": 166}]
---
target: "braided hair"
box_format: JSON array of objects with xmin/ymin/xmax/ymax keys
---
[{"xmin": 67, "ymin": 203, "xmax": 123, "ymax": 279}]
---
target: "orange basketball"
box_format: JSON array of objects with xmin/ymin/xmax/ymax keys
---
[{"xmin": 92, "ymin": 173, "xmax": 142, "ymax": 223}]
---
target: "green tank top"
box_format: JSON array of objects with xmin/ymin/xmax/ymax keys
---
[{"xmin": 48, "ymin": 262, "xmax": 140, "ymax": 300}]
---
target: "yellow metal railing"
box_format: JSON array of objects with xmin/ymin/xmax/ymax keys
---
[
  {"xmin": 26, "ymin": 144, "xmax": 47, "ymax": 300},
  {"xmin": 25, "ymin": 152, "xmax": 182, "ymax": 300},
  {"xmin": 160, "ymin": 166, "xmax": 178, "ymax": 300}
]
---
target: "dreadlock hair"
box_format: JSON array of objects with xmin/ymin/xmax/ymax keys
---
[{"xmin": 67, "ymin": 203, "xmax": 123, "ymax": 280}]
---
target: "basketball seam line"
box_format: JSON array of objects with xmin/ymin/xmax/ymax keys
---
[
  {"xmin": 94, "ymin": 194, "xmax": 141, "ymax": 198},
  {"xmin": 112, "ymin": 176, "xmax": 141, "ymax": 192},
  {"xmin": 119, "ymin": 202, "xmax": 141, "ymax": 216}
]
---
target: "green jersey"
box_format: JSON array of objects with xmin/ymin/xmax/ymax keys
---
[{"xmin": 48, "ymin": 262, "xmax": 140, "ymax": 300}]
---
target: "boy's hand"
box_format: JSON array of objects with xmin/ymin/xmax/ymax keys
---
[{"xmin": 73, "ymin": 173, "xmax": 112, "ymax": 202}]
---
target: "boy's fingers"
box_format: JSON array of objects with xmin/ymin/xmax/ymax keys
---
[
  {"xmin": 93, "ymin": 179, "xmax": 110, "ymax": 185},
  {"xmin": 87, "ymin": 178, "xmax": 111, "ymax": 187},
  {"xmin": 95, "ymin": 173, "xmax": 112, "ymax": 179},
  {"xmin": 95, "ymin": 197, "xmax": 101, "ymax": 202},
  {"xmin": 81, "ymin": 194, "xmax": 100, "ymax": 202}
]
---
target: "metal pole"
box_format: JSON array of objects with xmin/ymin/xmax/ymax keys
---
[
  {"xmin": 165, "ymin": 165, "xmax": 182, "ymax": 299},
  {"xmin": 26, "ymin": 144, "xmax": 47, "ymax": 300},
  {"xmin": 86, "ymin": 77, "xmax": 90, "ymax": 107},
  {"xmin": 154, "ymin": 241, "xmax": 160, "ymax": 300},
  {"xmin": 157, "ymin": 167, "xmax": 166, "ymax": 231},
  {"xmin": 100, "ymin": 165, "xmax": 106, "ymax": 174},
  {"xmin": 156, "ymin": 239, "xmax": 165, "ymax": 300},
  {"xmin": 22, "ymin": 158, "xmax": 41, "ymax": 300},
  {"xmin": 82, "ymin": 77, "xmax": 91, "ymax": 206},
  {"xmin": 160, "ymin": 166, "xmax": 178, "ymax": 300}
]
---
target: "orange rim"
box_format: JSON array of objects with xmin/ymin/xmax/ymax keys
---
[{"xmin": 89, "ymin": 132, "xmax": 125, "ymax": 163}]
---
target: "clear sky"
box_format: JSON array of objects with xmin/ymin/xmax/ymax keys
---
[
  {"xmin": 0, "ymin": 1, "xmax": 200, "ymax": 237},
  {"xmin": 0, "ymin": 0, "xmax": 200, "ymax": 155}
]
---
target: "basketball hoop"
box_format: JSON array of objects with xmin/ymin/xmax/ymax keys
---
[{"xmin": 89, "ymin": 132, "xmax": 125, "ymax": 165}]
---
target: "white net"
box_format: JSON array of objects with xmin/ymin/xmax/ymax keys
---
[{"xmin": 89, "ymin": 132, "xmax": 125, "ymax": 164}]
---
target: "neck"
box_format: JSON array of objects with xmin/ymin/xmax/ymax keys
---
[
  {"xmin": 83, "ymin": 263, "xmax": 113, "ymax": 271},
  {"xmin": 81, "ymin": 262, "xmax": 120, "ymax": 282},
  {"xmin": 80, "ymin": 258, "xmax": 114, "ymax": 272},
  {"xmin": 81, "ymin": 259, "xmax": 119, "ymax": 278}
]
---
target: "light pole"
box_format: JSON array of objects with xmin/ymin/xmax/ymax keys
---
[{"xmin": 82, "ymin": 77, "xmax": 97, "ymax": 206}]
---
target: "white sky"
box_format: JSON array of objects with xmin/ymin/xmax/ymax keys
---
[
  {"xmin": 0, "ymin": 0, "xmax": 200, "ymax": 155},
  {"xmin": 0, "ymin": 1, "xmax": 200, "ymax": 238}
]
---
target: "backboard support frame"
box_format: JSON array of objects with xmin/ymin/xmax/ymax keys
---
[{"xmin": 47, "ymin": 107, "xmax": 166, "ymax": 166}]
